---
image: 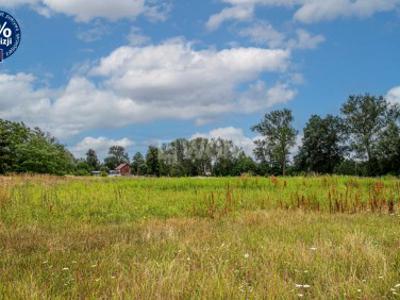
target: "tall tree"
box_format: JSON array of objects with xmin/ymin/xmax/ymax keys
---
[
  {"xmin": 377, "ymin": 120, "xmax": 400, "ymax": 174},
  {"xmin": 146, "ymin": 146, "xmax": 160, "ymax": 176},
  {"xmin": 104, "ymin": 145, "xmax": 129, "ymax": 170},
  {"xmin": 295, "ymin": 115, "xmax": 347, "ymax": 174},
  {"xmin": 0, "ymin": 119, "xmax": 30, "ymax": 174},
  {"xmin": 252, "ymin": 109, "xmax": 297, "ymax": 175},
  {"xmin": 85, "ymin": 149, "xmax": 100, "ymax": 170},
  {"xmin": 15, "ymin": 127, "xmax": 74, "ymax": 175},
  {"xmin": 341, "ymin": 95, "xmax": 388, "ymax": 174},
  {"xmin": 131, "ymin": 152, "xmax": 147, "ymax": 176}
]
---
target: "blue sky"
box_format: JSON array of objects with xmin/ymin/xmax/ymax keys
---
[{"xmin": 1, "ymin": 0, "xmax": 400, "ymax": 159}]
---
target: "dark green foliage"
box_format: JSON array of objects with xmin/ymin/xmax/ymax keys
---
[
  {"xmin": 252, "ymin": 109, "xmax": 297, "ymax": 175},
  {"xmin": 377, "ymin": 121, "xmax": 400, "ymax": 174},
  {"xmin": 0, "ymin": 119, "xmax": 74, "ymax": 175},
  {"xmin": 146, "ymin": 146, "xmax": 160, "ymax": 176},
  {"xmin": 131, "ymin": 152, "xmax": 147, "ymax": 176},
  {"xmin": 85, "ymin": 149, "xmax": 100, "ymax": 171},
  {"xmin": 295, "ymin": 115, "xmax": 347, "ymax": 174},
  {"xmin": 341, "ymin": 95, "xmax": 389, "ymax": 175}
]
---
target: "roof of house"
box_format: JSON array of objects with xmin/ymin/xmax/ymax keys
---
[{"xmin": 116, "ymin": 163, "xmax": 130, "ymax": 170}]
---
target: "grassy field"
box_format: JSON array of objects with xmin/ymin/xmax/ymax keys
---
[{"xmin": 1, "ymin": 175, "xmax": 400, "ymax": 299}]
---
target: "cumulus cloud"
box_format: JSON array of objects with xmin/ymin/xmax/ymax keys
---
[
  {"xmin": 386, "ymin": 86, "xmax": 400, "ymax": 104},
  {"xmin": 71, "ymin": 136, "xmax": 134, "ymax": 159},
  {"xmin": 239, "ymin": 81, "xmax": 297, "ymax": 113},
  {"xmin": 0, "ymin": 40, "xmax": 296, "ymax": 139},
  {"xmin": 208, "ymin": 0, "xmax": 400, "ymax": 28},
  {"xmin": 192, "ymin": 127, "xmax": 256, "ymax": 155},
  {"xmin": 0, "ymin": 0, "xmax": 168, "ymax": 22}
]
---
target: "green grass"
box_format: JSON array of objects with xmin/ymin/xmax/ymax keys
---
[{"xmin": 1, "ymin": 175, "xmax": 400, "ymax": 299}]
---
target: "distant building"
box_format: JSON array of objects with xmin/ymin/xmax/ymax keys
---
[
  {"xmin": 115, "ymin": 163, "xmax": 131, "ymax": 176},
  {"xmin": 91, "ymin": 171, "xmax": 101, "ymax": 177}
]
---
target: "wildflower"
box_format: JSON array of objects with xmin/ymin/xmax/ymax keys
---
[
  {"xmin": 244, "ymin": 253, "xmax": 250, "ymax": 259},
  {"xmin": 62, "ymin": 267, "xmax": 69, "ymax": 271},
  {"xmin": 303, "ymin": 284, "xmax": 311, "ymax": 289},
  {"xmin": 304, "ymin": 270, "xmax": 309, "ymax": 273},
  {"xmin": 295, "ymin": 284, "xmax": 303, "ymax": 288},
  {"xmin": 298, "ymin": 294, "xmax": 304, "ymax": 297},
  {"xmin": 309, "ymin": 247, "xmax": 317, "ymax": 251},
  {"xmin": 379, "ymin": 275, "xmax": 384, "ymax": 279},
  {"xmin": 357, "ymin": 289, "xmax": 362, "ymax": 293},
  {"xmin": 187, "ymin": 257, "xmax": 191, "ymax": 261}
]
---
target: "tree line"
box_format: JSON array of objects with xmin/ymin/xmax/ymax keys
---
[{"xmin": 1, "ymin": 94, "xmax": 400, "ymax": 177}]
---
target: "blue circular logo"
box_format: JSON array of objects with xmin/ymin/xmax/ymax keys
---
[{"xmin": 0, "ymin": 11, "xmax": 21, "ymax": 62}]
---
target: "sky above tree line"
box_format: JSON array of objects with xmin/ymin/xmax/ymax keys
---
[{"xmin": 1, "ymin": 0, "xmax": 400, "ymax": 159}]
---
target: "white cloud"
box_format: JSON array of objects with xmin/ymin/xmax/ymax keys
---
[
  {"xmin": 294, "ymin": 0, "xmax": 400, "ymax": 23},
  {"xmin": 239, "ymin": 81, "xmax": 297, "ymax": 113},
  {"xmin": 192, "ymin": 127, "xmax": 256, "ymax": 155},
  {"xmin": 71, "ymin": 136, "xmax": 134, "ymax": 159},
  {"xmin": 0, "ymin": 40, "xmax": 296, "ymax": 139},
  {"xmin": 386, "ymin": 86, "xmax": 400, "ymax": 104},
  {"xmin": 239, "ymin": 22, "xmax": 325, "ymax": 50},
  {"xmin": 206, "ymin": 5, "xmax": 254, "ymax": 31},
  {"xmin": 91, "ymin": 40, "xmax": 290, "ymax": 102},
  {"xmin": 287, "ymin": 29, "xmax": 325, "ymax": 49},
  {"xmin": 209, "ymin": 0, "xmax": 400, "ymax": 28},
  {"xmin": 239, "ymin": 21, "xmax": 286, "ymax": 48},
  {"xmin": 0, "ymin": 0, "xmax": 168, "ymax": 22}
]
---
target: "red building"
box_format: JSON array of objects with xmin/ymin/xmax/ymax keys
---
[{"xmin": 116, "ymin": 163, "xmax": 131, "ymax": 176}]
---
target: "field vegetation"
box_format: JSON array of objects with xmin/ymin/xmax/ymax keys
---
[{"xmin": 1, "ymin": 175, "xmax": 400, "ymax": 299}]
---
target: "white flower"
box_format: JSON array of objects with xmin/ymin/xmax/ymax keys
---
[
  {"xmin": 244, "ymin": 253, "xmax": 250, "ymax": 259},
  {"xmin": 309, "ymin": 247, "xmax": 317, "ymax": 251},
  {"xmin": 303, "ymin": 284, "xmax": 311, "ymax": 288},
  {"xmin": 295, "ymin": 284, "xmax": 303, "ymax": 288},
  {"xmin": 357, "ymin": 289, "xmax": 362, "ymax": 293},
  {"xmin": 298, "ymin": 294, "xmax": 304, "ymax": 297},
  {"xmin": 62, "ymin": 267, "xmax": 69, "ymax": 271}
]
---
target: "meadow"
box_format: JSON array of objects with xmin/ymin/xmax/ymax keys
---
[{"xmin": 1, "ymin": 175, "xmax": 400, "ymax": 299}]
